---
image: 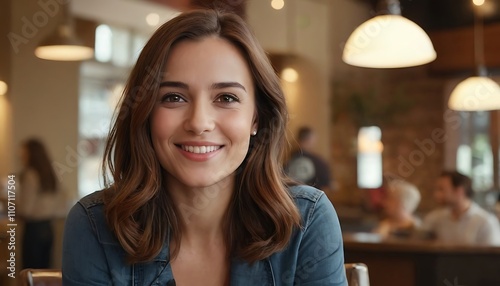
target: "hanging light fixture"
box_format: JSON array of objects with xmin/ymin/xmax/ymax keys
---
[
  {"xmin": 448, "ymin": 1, "xmax": 500, "ymax": 111},
  {"xmin": 35, "ymin": 3, "xmax": 93, "ymax": 61},
  {"xmin": 342, "ymin": 0, "xmax": 436, "ymax": 68}
]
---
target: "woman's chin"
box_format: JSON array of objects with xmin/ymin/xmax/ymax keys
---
[{"xmin": 176, "ymin": 174, "xmax": 233, "ymax": 190}]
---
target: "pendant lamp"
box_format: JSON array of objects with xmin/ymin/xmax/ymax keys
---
[
  {"xmin": 35, "ymin": 3, "xmax": 93, "ymax": 61},
  {"xmin": 342, "ymin": 0, "xmax": 436, "ymax": 68},
  {"xmin": 448, "ymin": 2, "xmax": 500, "ymax": 111}
]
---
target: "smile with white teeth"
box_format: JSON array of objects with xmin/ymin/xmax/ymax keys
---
[{"xmin": 180, "ymin": 145, "xmax": 221, "ymax": 154}]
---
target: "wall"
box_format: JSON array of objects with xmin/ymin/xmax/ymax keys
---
[
  {"xmin": 247, "ymin": 0, "xmax": 331, "ymax": 160},
  {"xmin": 0, "ymin": 1, "xmax": 12, "ymax": 285},
  {"xmin": 0, "ymin": 0, "xmax": 12, "ymax": 178},
  {"xmin": 11, "ymin": 0, "xmax": 80, "ymax": 191},
  {"xmin": 331, "ymin": 69, "xmax": 445, "ymax": 210},
  {"xmin": 328, "ymin": 0, "xmax": 446, "ymax": 212},
  {"xmin": 6, "ymin": 0, "xmax": 82, "ymax": 271}
]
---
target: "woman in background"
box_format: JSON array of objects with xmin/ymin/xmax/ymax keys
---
[
  {"xmin": 19, "ymin": 138, "xmax": 60, "ymax": 268},
  {"xmin": 375, "ymin": 179, "xmax": 421, "ymax": 238}
]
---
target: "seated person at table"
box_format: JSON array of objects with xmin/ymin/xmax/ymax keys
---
[
  {"xmin": 422, "ymin": 170, "xmax": 500, "ymax": 246},
  {"xmin": 374, "ymin": 179, "xmax": 421, "ymax": 238}
]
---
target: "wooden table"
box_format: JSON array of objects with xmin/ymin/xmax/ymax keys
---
[{"xmin": 343, "ymin": 233, "xmax": 500, "ymax": 286}]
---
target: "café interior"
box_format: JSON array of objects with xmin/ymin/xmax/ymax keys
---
[{"xmin": 1, "ymin": 0, "xmax": 500, "ymax": 285}]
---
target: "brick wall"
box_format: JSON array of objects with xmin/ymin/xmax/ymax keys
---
[{"xmin": 330, "ymin": 67, "xmax": 446, "ymax": 213}]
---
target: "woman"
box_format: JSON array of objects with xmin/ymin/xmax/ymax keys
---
[
  {"xmin": 19, "ymin": 138, "xmax": 59, "ymax": 268},
  {"xmin": 374, "ymin": 179, "xmax": 421, "ymax": 238},
  {"xmin": 63, "ymin": 9, "xmax": 346, "ymax": 285}
]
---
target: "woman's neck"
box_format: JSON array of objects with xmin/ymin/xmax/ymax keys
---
[{"xmin": 166, "ymin": 174, "xmax": 234, "ymax": 241}]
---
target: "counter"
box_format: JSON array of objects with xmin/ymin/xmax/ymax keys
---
[{"xmin": 343, "ymin": 233, "xmax": 500, "ymax": 286}]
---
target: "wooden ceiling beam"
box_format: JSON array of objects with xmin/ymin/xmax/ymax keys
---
[{"xmin": 428, "ymin": 23, "xmax": 500, "ymax": 74}]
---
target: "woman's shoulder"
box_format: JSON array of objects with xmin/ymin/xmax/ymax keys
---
[
  {"xmin": 66, "ymin": 189, "xmax": 119, "ymax": 245},
  {"xmin": 67, "ymin": 190, "xmax": 107, "ymax": 225},
  {"xmin": 288, "ymin": 185, "xmax": 336, "ymax": 228},
  {"xmin": 78, "ymin": 190, "xmax": 105, "ymax": 209},
  {"xmin": 288, "ymin": 184, "xmax": 325, "ymax": 204},
  {"xmin": 269, "ymin": 185, "xmax": 346, "ymax": 285}
]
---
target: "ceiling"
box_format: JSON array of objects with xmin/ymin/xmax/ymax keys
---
[
  {"xmin": 72, "ymin": 0, "xmax": 180, "ymax": 33},
  {"xmin": 71, "ymin": 0, "xmax": 244, "ymax": 33},
  {"xmin": 72, "ymin": 0, "xmax": 500, "ymax": 34},
  {"xmin": 362, "ymin": 0, "xmax": 500, "ymax": 31}
]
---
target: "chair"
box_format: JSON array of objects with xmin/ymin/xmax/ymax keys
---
[
  {"xmin": 345, "ymin": 263, "xmax": 370, "ymax": 286},
  {"xmin": 18, "ymin": 268, "xmax": 62, "ymax": 286},
  {"xmin": 17, "ymin": 265, "xmax": 365, "ymax": 286}
]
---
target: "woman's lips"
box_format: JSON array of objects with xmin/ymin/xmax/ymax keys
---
[
  {"xmin": 175, "ymin": 143, "xmax": 224, "ymax": 162},
  {"xmin": 179, "ymin": 145, "xmax": 222, "ymax": 154}
]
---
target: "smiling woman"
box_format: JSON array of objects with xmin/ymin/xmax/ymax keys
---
[
  {"xmin": 152, "ymin": 37, "xmax": 257, "ymax": 191},
  {"xmin": 62, "ymin": 9, "xmax": 346, "ymax": 286}
]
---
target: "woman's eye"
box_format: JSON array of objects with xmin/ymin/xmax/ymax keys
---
[
  {"xmin": 161, "ymin": 93, "xmax": 185, "ymax": 103},
  {"xmin": 216, "ymin": 94, "xmax": 239, "ymax": 103}
]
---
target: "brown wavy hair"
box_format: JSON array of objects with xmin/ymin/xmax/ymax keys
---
[
  {"xmin": 102, "ymin": 9, "xmax": 301, "ymax": 264},
  {"xmin": 440, "ymin": 170, "xmax": 474, "ymax": 198}
]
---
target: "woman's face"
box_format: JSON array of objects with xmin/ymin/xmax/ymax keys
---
[
  {"xmin": 151, "ymin": 36, "xmax": 257, "ymax": 189},
  {"xmin": 383, "ymin": 190, "xmax": 403, "ymax": 217}
]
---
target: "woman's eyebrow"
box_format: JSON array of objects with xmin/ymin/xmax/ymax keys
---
[
  {"xmin": 211, "ymin": 82, "xmax": 246, "ymax": 92},
  {"xmin": 159, "ymin": 81, "xmax": 189, "ymax": 89},
  {"xmin": 159, "ymin": 81, "xmax": 247, "ymax": 92}
]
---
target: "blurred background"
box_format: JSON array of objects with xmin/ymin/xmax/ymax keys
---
[{"xmin": 1, "ymin": 0, "xmax": 500, "ymax": 284}]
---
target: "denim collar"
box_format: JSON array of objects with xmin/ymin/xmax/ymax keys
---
[{"xmin": 140, "ymin": 232, "xmax": 275, "ymax": 286}]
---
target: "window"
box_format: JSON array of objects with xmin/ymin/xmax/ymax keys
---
[
  {"xmin": 95, "ymin": 25, "xmax": 112, "ymax": 62},
  {"xmin": 77, "ymin": 25, "xmax": 149, "ymax": 198},
  {"xmin": 94, "ymin": 24, "xmax": 147, "ymax": 67},
  {"xmin": 78, "ymin": 70, "xmax": 124, "ymax": 198},
  {"xmin": 357, "ymin": 126, "xmax": 383, "ymax": 189},
  {"xmin": 456, "ymin": 111, "xmax": 494, "ymax": 191}
]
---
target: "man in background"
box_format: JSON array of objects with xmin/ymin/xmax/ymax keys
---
[
  {"xmin": 422, "ymin": 170, "xmax": 500, "ymax": 246},
  {"xmin": 285, "ymin": 126, "xmax": 334, "ymax": 194}
]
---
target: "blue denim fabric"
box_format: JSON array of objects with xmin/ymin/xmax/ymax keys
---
[{"xmin": 62, "ymin": 185, "xmax": 347, "ymax": 285}]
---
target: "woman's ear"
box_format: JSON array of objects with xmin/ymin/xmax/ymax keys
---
[
  {"xmin": 251, "ymin": 113, "xmax": 258, "ymax": 136},
  {"xmin": 251, "ymin": 124, "xmax": 258, "ymax": 136}
]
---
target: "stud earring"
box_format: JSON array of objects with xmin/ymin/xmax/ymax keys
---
[{"xmin": 252, "ymin": 130, "xmax": 257, "ymax": 136}]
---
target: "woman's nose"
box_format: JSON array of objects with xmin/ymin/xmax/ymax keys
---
[{"xmin": 184, "ymin": 100, "xmax": 215, "ymax": 135}]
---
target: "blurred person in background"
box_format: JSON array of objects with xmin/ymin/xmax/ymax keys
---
[
  {"xmin": 285, "ymin": 126, "xmax": 334, "ymax": 194},
  {"xmin": 374, "ymin": 179, "xmax": 421, "ymax": 239},
  {"xmin": 18, "ymin": 138, "xmax": 62, "ymax": 268},
  {"xmin": 422, "ymin": 170, "xmax": 500, "ymax": 246}
]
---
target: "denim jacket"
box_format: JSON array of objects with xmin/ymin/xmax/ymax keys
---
[{"xmin": 62, "ymin": 185, "xmax": 347, "ymax": 285}]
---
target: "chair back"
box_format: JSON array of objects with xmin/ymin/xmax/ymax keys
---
[
  {"xmin": 18, "ymin": 265, "xmax": 365, "ymax": 286},
  {"xmin": 18, "ymin": 269, "xmax": 62, "ymax": 286},
  {"xmin": 345, "ymin": 263, "xmax": 370, "ymax": 286}
]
